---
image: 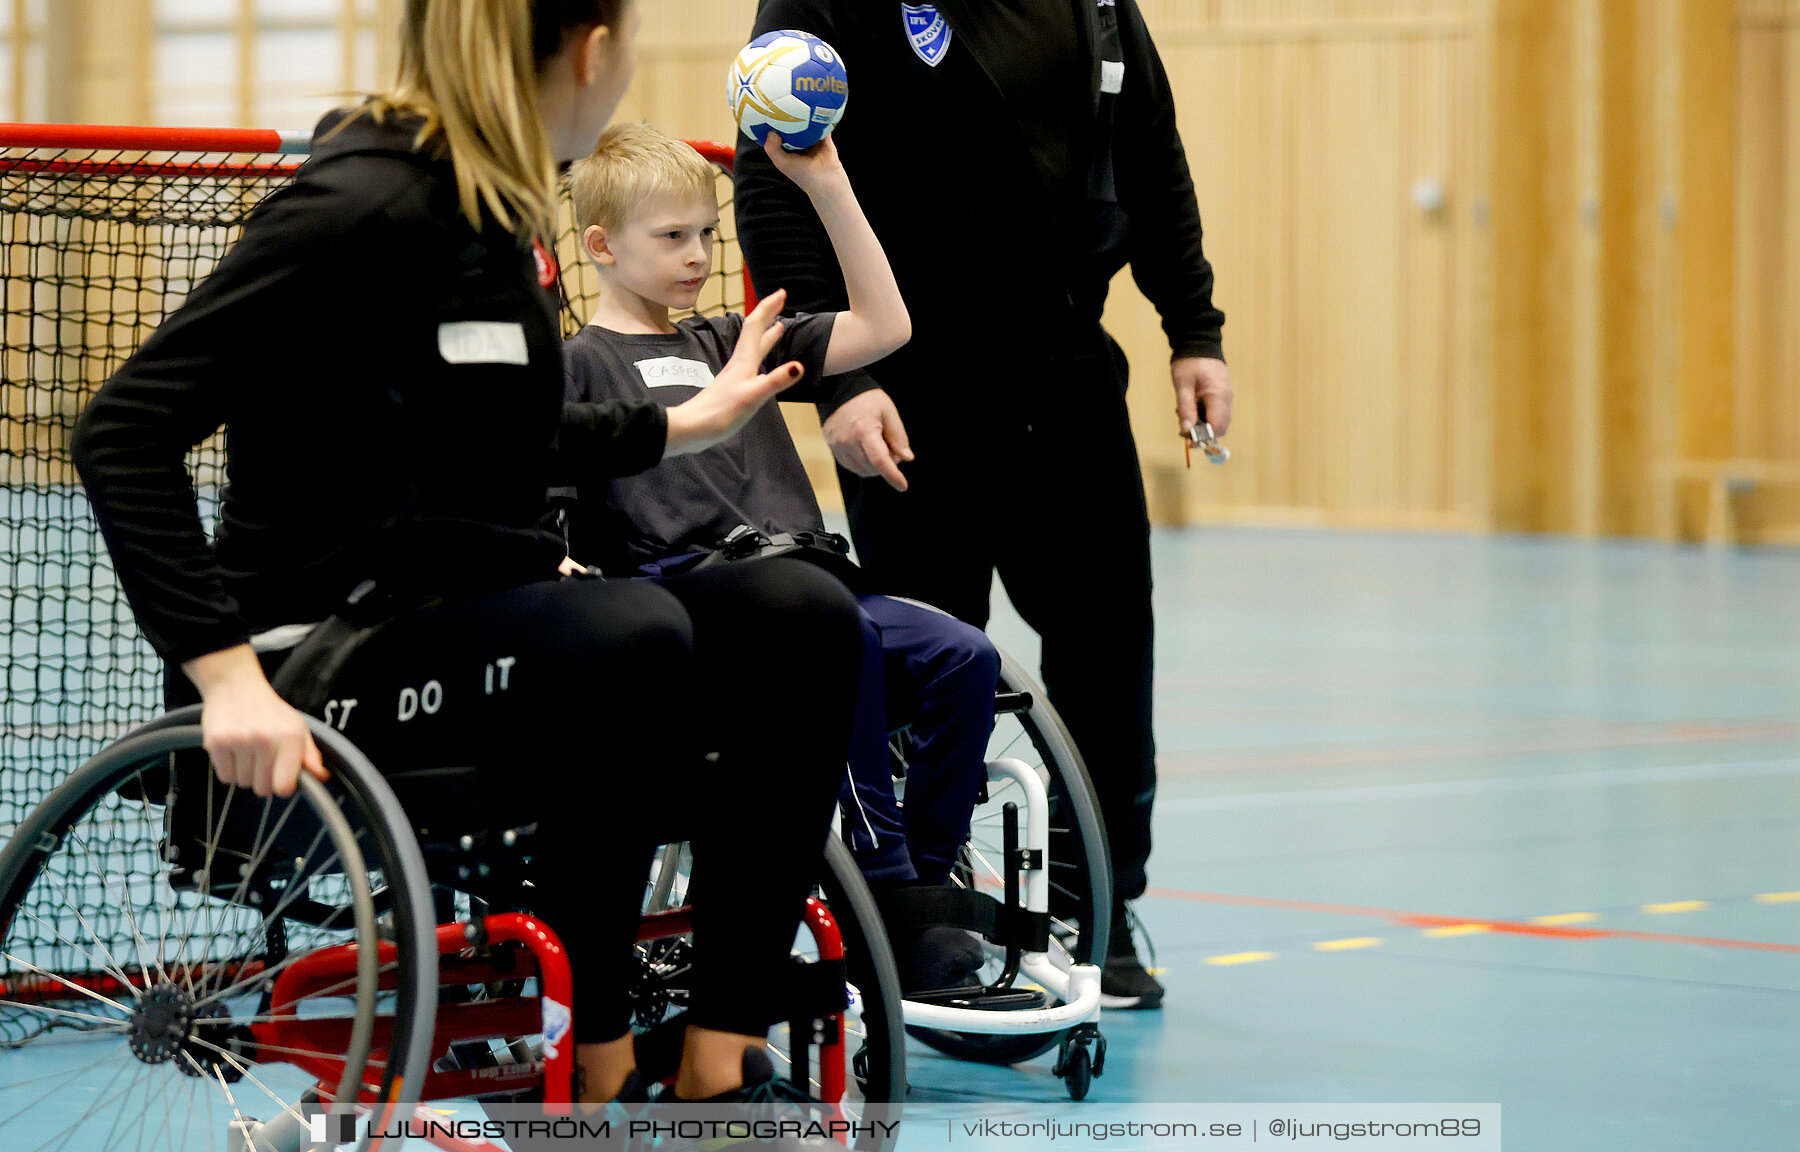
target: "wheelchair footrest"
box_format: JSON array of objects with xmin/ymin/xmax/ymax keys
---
[{"xmin": 904, "ymin": 984, "xmax": 1049, "ymax": 1012}]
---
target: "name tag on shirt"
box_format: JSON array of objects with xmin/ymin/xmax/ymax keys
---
[
  {"xmin": 1100, "ymin": 60, "xmax": 1125, "ymax": 95},
  {"xmin": 438, "ymin": 321, "xmax": 529, "ymax": 365},
  {"xmin": 635, "ymin": 356, "xmax": 716, "ymax": 389}
]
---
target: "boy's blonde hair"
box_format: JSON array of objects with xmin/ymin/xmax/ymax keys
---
[{"xmin": 568, "ymin": 122, "xmax": 718, "ymax": 231}]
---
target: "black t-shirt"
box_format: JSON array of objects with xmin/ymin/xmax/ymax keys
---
[{"xmin": 562, "ymin": 312, "xmax": 836, "ymax": 574}]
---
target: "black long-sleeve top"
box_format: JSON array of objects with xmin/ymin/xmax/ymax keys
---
[
  {"xmin": 71, "ymin": 109, "xmax": 667, "ymax": 664},
  {"xmin": 734, "ymin": 0, "xmax": 1225, "ymax": 420}
]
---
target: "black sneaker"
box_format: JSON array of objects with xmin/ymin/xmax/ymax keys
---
[
  {"xmin": 653, "ymin": 1047, "xmax": 840, "ymax": 1150},
  {"xmin": 1100, "ymin": 902, "xmax": 1164, "ymax": 1010},
  {"xmin": 900, "ymin": 925, "xmax": 986, "ymax": 993}
]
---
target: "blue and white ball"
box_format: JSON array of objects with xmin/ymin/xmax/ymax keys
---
[{"xmin": 728, "ymin": 29, "xmax": 849, "ymax": 151}]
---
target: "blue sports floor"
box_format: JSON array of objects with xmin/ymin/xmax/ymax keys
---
[
  {"xmin": 3, "ymin": 526, "xmax": 1796, "ymax": 1149},
  {"xmin": 952, "ymin": 526, "xmax": 1800, "ymax": 1150}
]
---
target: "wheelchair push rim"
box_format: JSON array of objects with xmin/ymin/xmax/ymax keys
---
[{"xmin": 0, "ymin": 709, "xmax": 437, "ymax": 1152}]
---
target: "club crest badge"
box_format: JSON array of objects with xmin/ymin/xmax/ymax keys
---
[{"xmin": 901, "ymin": 4, "xmax": 952, "ymax": 67}]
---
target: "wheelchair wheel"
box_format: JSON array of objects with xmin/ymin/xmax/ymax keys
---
[
  {"xmin": 906, "ymin": 649, "xmax": 1112, "ymax": 1066},
  {"xmin": 629, "ymin": 837, "xmax": 904, "ymax": 1152},
  {"xmin": 808, "ymin": 836, "xmax": 906, "ymax": 1126},
  {"xmin": 0, "ymin": 707, "xmax": 437, "ymax": 1152}
]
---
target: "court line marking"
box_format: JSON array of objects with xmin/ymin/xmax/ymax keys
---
[
  {"xmin": 1143, "ymin": 888, "xmax": 1800, "ymax": 954},
  {"xmin": 1159, "ymin": 756, "xmax": 1800, "ymax": 812},
  {"xmin": 1643, "ymin": 900, "xmax": 1709, "ymax": 914},
  {"xmin": 1159, "ymin": 725, "xmax": 1799, "ymax": 775},
  {"xmin": 1203, "ymin": 952, "xmax": 1274, "ymax": 966}
]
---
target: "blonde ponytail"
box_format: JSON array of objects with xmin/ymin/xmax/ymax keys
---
[{"xmin": 360, "ymin": 0, "xmax": 623, "ymax": 237}]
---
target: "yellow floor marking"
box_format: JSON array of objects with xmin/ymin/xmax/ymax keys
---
[
  {"xmin": 1754, "ymin": 891, "xmax": 1800, "ymax": 904},
  {"xmin": 1532, "ymin": 912, "xmax": 1599, "ymax": 925},
  {"xmin": 1642, "ymin": 900, "xmax": 1708, "ymax": 914},
  {"xmin": 1204, "ymin": 951, "xmax": 1274, "ymax": 965},
  {"xmin": 1312, "ymin": 936, "xmax": 1383, "ymax": 951},
  {"xmin": 1422, "ymin": 923, "xmax": 1491, "ymax": 938}
]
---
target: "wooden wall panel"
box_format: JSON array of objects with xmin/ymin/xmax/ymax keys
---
[
  {"xmin": 1733, "ymin": 2, "xmax": 1800, "ymax": 542},
  {"xmin": 35, "ymin": 1, "xmax": 1792, "ymax": 541},
  {"xmin": 1118, "ymin": 0, "xmax": 1484, "ymax": 529}
]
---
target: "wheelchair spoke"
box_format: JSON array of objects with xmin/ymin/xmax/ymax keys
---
[
  {"xmin": 142, "ymin": 764, "xmax": 180, "ymax": 1012},
  {"xmin": 96, "ymin": 1051, "xmax": 154, "ymax": 1152},
  {"xmin": 0, "ymin": 1050, "xmax": 133, "ymax": 1095},
  {"xmin": 197, "ymin": 785, "xmax": 310, "ymax": 966},
  {"xmin": 230, "ymin": 1034, "xmax": 389, "ymax": 1069},
  {"xmin": 0, "ymin": 952, "xmax": 131, "ymax": 1012},
  {"xmin": 988, "ymin": 726, "xmax": 1030, "ymax": 762},
  {"xmin": 14, "ymin": 904, "xmax": 144, "ymax": 1001},
  {"xmin": 53, "ymin": 824, "xmax": 166, "ymax": 992},
  {"xmin": 174, "ymin": 1070, "xmax": 204, "ymax": 1152},
  {"xmin": 200, "ymin": 955, "xmax": 398, "ymax": 1018},
  {"xmin": 25, "ymin": 1046, "xmax": 138, "ymax": 1152},
  {"xmin": 0, "ymin": 997, "xmax": 129, "ymax": 1029},
  {"xmin": 190, "ymin": 824, "xmax": 335, "ymax": 1005},
  {"xmin": 81, "ymin": 837, "xmax": 172, "ymax": 992},
  {"xmin": 196, "ymin": 772, "xmax": 244, "ymax": 997},
  {"xmin": 139, "ymin": 1065, "xmax": 182, "ymax": 1152},
  {"xmin": 204, "ymin": 1061, "xmax": 255, "ymax": 1152},
  {"xmin": 0, "ymin": 1048, "xmax": 123, "ymax": 1128},
  {"xmin": 186, "ymin": 1036, "xmax": 312, "ymax": 1133},
  {"xmin": 195, "ymin": 811, "xmax": 331, "ymax": 977}
]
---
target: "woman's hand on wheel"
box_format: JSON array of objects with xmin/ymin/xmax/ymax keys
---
[
  {"xmin": 182, "ymin": 644, "xmax": 327, "ymax": 798},
  {"xmin": 663, "ymin": 289, "xmax": 803, "ymax": 457}
]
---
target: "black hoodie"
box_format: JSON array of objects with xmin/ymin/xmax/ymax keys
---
[{"xmin": 71, "ymin": 108, "xmax": 667, "ymax": 664}]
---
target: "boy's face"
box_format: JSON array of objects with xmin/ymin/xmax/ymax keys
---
[{"xmin": 591, "ymin": 188, "xmax": 720, "ymax": 313}]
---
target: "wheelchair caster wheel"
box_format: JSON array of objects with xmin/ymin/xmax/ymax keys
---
[
  {"xmin": 1062, "ymin": 1044, "xmax": 1092, "ymax": 1100},
  {"xmin": 1051, "ymin": 1024, "xmax": 1106, "ymax": 1101}
]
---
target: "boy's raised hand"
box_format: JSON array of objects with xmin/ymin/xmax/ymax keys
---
[
  {"xmin": 763, "ymin": 133, "xmax": 847, "ymax": 192},
  {"xmin": 663, "ymin": 289, "xmax": 803, "ymax": 457}
]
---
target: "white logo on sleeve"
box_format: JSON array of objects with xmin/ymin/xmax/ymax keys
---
[
  {"xmin": 438, "ymin": 321, "xmax": 529, "ymax": 365},
  {"xmin": 1100, "ymin": 60, "xmax": 1125, "ymax": 95},
  {"xmin": 634, "ymin": 356, "xmax": 716, "ymax": 389}
]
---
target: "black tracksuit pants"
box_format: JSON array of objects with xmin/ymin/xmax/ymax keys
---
[
  {"xmin": 841, "ymin": 339, "xmax": 1158, "ymax": 904},
  {"xmin": 315, "ymin": 558, "xmax": 861, "ymax": 1041}
]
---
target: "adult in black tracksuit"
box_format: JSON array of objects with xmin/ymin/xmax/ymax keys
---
[
  {"xmin": 72, "ymin": 0, "xmax": 859, "ymax": 1114},
  {"xmin": 735, "ymin": 0, "xmax": 1235, "ymax": 1008}
]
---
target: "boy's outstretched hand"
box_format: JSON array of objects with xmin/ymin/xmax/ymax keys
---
[
  {"xmin": 763, "ymin": 133, "xmax": 847, "ymax": 192},
  {"xmin": 664, "ymin": 289, "xmax": 803, "ymax": 457}
]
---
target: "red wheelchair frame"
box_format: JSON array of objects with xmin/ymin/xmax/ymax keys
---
[{"xmin": 242, "ymin": 902, "xmax": 849, "ymax": 1149}]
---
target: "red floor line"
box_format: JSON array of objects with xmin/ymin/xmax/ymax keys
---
[{"xmin": 1142, "ymin": 887, "xmax": 1800, "ymax": 954}]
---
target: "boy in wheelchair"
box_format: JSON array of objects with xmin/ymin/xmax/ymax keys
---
[{"xmin": 561, "ymin": 124, "xmax": 999, "ymax": 993}]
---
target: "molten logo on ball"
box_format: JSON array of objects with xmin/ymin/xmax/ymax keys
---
[{"xmin": 729, "ymin": 30, "xmax": 849, "ymax": 151}]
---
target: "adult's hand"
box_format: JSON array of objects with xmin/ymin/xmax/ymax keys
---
[
  {"xmin": 821, "ymin": 388, "xmax": 913, "ymax": 491},
  {"xmin": 183, "ymin": 644, "xmax": 326, "ymax": 799},
  {"xmin": 664, "ymin": 289, "xmax": 803, "ymax": 456},
  {"xmin": 1173, "ymin": 356, "xmax": 1233, "ymax": 438}
]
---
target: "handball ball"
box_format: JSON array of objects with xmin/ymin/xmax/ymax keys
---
[{"xmin": 728, "ymin": 29, "xmax": 848, "ymax": 151}]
